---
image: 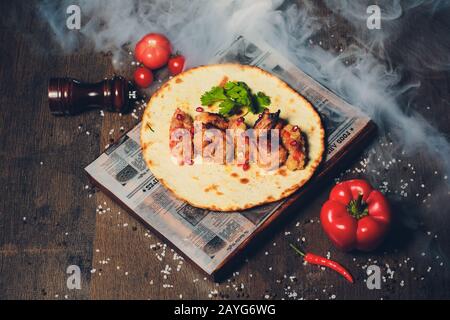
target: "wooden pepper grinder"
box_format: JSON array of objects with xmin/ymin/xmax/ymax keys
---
[{"xmin": 48, "ymin": 76, "xmax": 138, "ymax": 116}]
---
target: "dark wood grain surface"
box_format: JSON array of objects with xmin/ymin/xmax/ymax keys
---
[{"xmin": 1, "ymin": 1, "xmax": 449, "ymax": 300}]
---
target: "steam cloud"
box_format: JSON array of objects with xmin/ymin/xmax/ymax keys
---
[{"xmin": 38, "ymin": 0, "xmax": 450, "ymax": 180}]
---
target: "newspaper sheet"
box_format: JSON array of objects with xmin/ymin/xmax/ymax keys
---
[{"xmin": 85, "ymin": 36, "xmax": 372, "ymax": 275}]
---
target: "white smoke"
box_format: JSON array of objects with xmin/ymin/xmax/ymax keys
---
[{"xmin": 38, "ymin": 0, "xmax": 450, "ymax": 179}]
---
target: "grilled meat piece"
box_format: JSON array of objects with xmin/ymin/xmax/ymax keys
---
[
  {"xmin": 228, "ymin": 116, "xmax": 250, "ymax": 166},
  {"xmin": 253, "ymin": 109, "xmax": 287, "ymax": 170},
  {"xmin": 194, "ymin": 112, "xmax": 229, "ymax": 163},
  {"xmin": 254, "ymin": 108, "xmax": 281, "ymax": 133},
  {"xmin": 195, "ymin": 112, "xmax": 229, "ymax": 130},
  {"xmin": 169, "ymin": 108, "xmax": 194, "ymax": 165},
  {"xmin": 281, "ymin": 124, "xmax": 306, "ymax": 171}
]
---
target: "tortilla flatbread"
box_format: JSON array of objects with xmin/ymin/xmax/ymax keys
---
[{"xmin": 141, "ymin": 64, "xmax": 324, "ymax": 211}]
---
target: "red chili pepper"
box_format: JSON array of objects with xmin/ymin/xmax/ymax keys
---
[{"xmin": 290, "ymin": 244, "xmax": 354, "ymax": 283}]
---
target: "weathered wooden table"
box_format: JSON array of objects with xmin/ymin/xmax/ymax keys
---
[{"xmin": 1, "ymin": 1, "xmax": 449, "ymax": 299}]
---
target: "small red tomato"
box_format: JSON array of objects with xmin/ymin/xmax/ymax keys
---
[
  {"xmin": 134, "ymin": 67, "xmax": 153, "ymax": 88},
  {"xmin": 168, "ymin": 55, "xmax": 185, "ymax": 75},
  {"xmin": 140, "ymin": 46, "xmax": 170, "ymax": 70},
  {"xmin": 136, "ymin": 33, "xmax": 172, "ymax": 55},
  {"xmin": 135, "ymin": 33, "xmax": 172, "ymax": 69}
]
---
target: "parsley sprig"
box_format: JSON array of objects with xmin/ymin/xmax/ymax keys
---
[{"xmin": 200, "ymin": 81, "xmax": 271, "ymax": 116}]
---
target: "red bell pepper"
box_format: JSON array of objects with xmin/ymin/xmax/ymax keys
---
[{"xmin": 320, "ymin": 179, "xmax": 391, "ymax": 252}]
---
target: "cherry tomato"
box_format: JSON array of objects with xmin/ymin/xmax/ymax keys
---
[
  {"xmin": 135, "ymin": 33, "xmax": 172, "ymax": 69},
  {"xmin": 168, "ymin": 55, "xmax": 186, "ymax": 75},
  {"xmin": 134, "ymin": 67, "xmax": 153, "ymax": 88},
  {"xmin": 140, "ymin": 46, "xmax": 170, "ymax": 69},
  {"xmin": 137, "ymin": 33, "xmax": 172, "ymax": 54}
]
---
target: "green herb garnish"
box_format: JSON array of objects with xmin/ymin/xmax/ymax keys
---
[
  {"xmin": 254, "ymin": 91, "xmax": 271, "ymax": 113},
  {"xmin": 200, "ymin": 86, "xmax": 227, "ymax": 106},
  {"xmin": 200, "ymin": 81, "xmax": 271, "ymax": 117},
  {"xmin": 218, "ymin": 99, "xmax": 236, "ymax": 116}
]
